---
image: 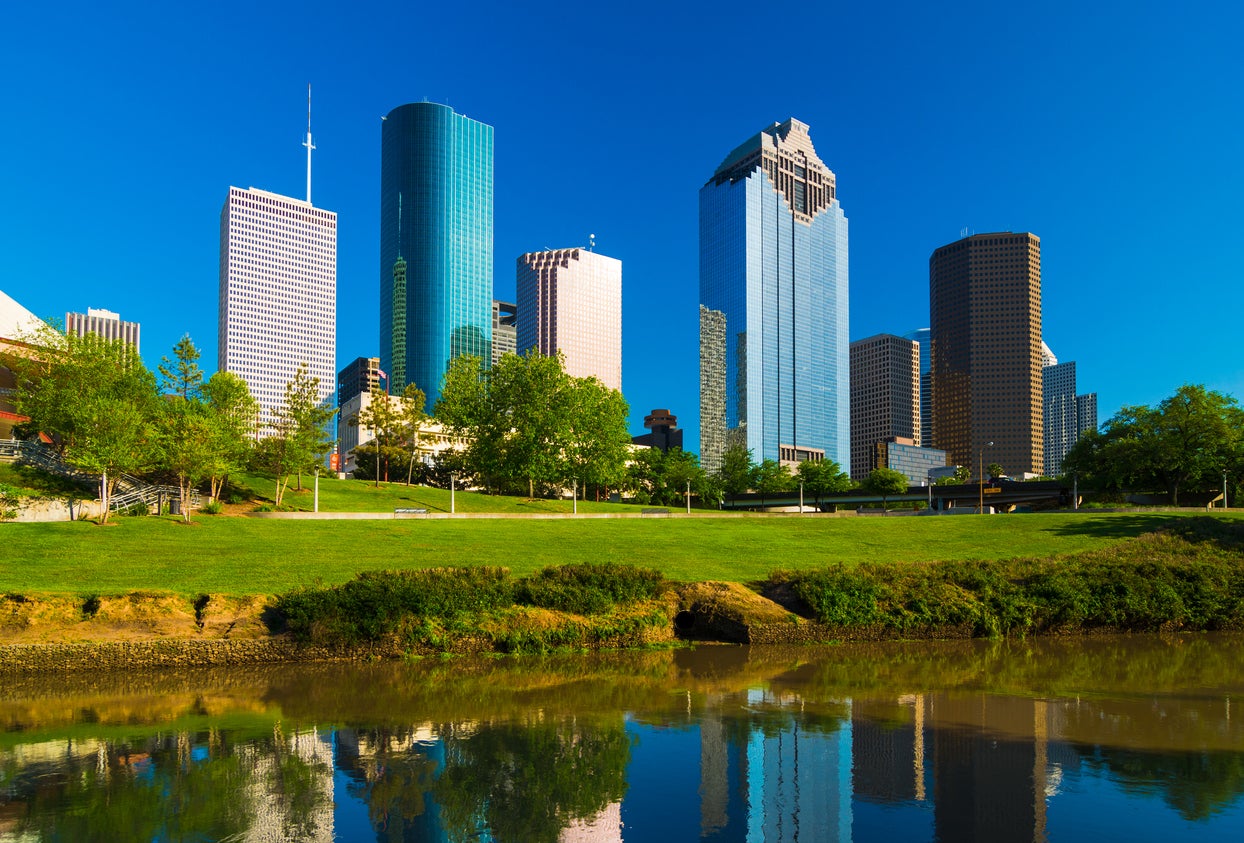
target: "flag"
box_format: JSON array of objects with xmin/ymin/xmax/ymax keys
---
[{"xmin": 378, "ymin": 369, "xmax": 388, "ymax": 380}]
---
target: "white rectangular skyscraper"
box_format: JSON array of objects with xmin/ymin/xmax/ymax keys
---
[
  {"xmin": 66, "ymin": 308, "xmax": 140, "ymax": 353},
  {"xmin": 218, "ymin": 186, "xmax": 337, "ymax": 428},
  {"xmin": 516, "ymin": 248, "xmax": 622, "ymax": 392}
]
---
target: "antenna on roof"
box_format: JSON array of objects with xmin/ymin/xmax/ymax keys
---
[
  {"xmin": 303, "ymin": 84, "xmax": 315, "ymax": 204},
  {"xmin": 960, "ymin": 226, "xmax": 970, "ymax": 238},
  {"xmin": 589, "ymin": 233, "xmax": 596, "ymax": 252}
]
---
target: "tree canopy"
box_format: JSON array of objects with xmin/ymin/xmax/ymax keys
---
[
  {"xmin": 1062, "ymin": 384, "xmax": 1244, "ymax": 506},
  {"xmin": 434, "ymin": 351, "xmax": 631, "ymax": 498}
]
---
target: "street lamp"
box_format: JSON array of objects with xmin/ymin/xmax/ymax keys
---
[
  {"xmin": 450, "ymin": 473, "xmax": 457, "ymax": 515},
  {"xmin": 978, "ymin": 441, "xmax": 994, "ymax": 515}
]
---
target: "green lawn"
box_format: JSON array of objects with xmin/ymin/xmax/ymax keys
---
[
  {"xmin": 3, "ymin": 510, "xmax": 1221, "ymax": 597},
  {"xmin": 236, "ymin": 473, "xmax": 656, "ymax": 515}
]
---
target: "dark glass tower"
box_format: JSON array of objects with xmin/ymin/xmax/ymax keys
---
[
  {"xmin": 698, "ymin": 118, "xmax": 849, "ymax": 473},
  {"xmin": 381, "ymin": 102, "xmax": 494, "ymax": 411}
]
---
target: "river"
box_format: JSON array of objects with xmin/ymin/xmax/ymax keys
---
[{"xmin": 2, "ymin": 635, "xmax": 1243, "ymax": 841}]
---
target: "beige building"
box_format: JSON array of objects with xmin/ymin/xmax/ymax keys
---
[
  {"xmin": 930, "ymin": 232, "xmax": 1043, "ymax": 478},
  {"xmin": 338, "ymin": 390, "xmax": 466, "ymax": 476},
  {"xmin": 849, "ymin": 334, "xmax": 921, "ymax": 480},
  {"xmin": 517, "ymin": 248, "xmax": 622, "ymax": 391}
]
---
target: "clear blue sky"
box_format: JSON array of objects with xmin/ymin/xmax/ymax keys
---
[{"xmin": 2, "ymin": 1, "xmax": 1241, "ymax": 452}]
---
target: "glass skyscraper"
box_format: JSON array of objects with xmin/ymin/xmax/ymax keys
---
[
  {"xmin": 698, "ymin": 118, "xmax": 849, "ymax": 474},
  {"xmin": 381, "ymin": 102, "xmax": 493, "ymax": 411}
]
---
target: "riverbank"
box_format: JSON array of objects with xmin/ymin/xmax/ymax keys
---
[{"xmin": 3, "ymin": 516, "xmax": 1242, "ymax": 674}]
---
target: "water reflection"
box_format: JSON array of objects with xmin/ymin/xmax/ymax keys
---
[{"xmin": 1, "ymin": 636, "xmax": 1242, "ymax": 841}]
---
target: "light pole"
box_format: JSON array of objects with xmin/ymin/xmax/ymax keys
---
[
  {"xmin": 686, "ymin": 480, "xmax": 691, "ymax": 515},
  {"xmin": 1225, "ymin": 470, "xmax": 1230, "ymax": 510},
  {"xmin": 978, "ymin": 441, "xmax": 994, "ymax": 514},
  {"xmin": 573, "ymin": 479, "xmax": 578, "ymax": 515},
  {"xmin": 450, "ymin": 473, "xmax": 456, "ymax": 514}
]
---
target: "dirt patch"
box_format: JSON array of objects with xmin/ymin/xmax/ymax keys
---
[
  {"xmin": 0, "ymin": 592, "xmax": 271, "ymax": 644},
  {"xmin": 673, "ymin": 582, "xmax": 797, "ymax": 642}
]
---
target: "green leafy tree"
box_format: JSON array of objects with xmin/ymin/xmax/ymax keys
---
[
  {"xmin": 750, "ymin": 458, "xmax": 792, "ymax": 506},
  {"xmin": 399, "ymin": 382, "xmax": 428, "ymax": 485},
  {"xmin": 987, "ymin": 462, "xmax": 1004, "ymax": 480},
  {"xmin": 352, "ymin": 392, "xmax": 403, "ymax": 487},
  {"xmin": 796, "ymin": 458, "xmax": 853, "ymax": 510},
  {"xmin": 158, "ymin": 334, "xmax": 203, "ymax": 400},
  {"xmin": 865, "ymin": 467, "xmax": 909, "ymax": 512},
  {"xmin": 717, "ymin": 443, "xmax": 754, "ymax": 496},
  {"xmin": 11, "ymin": 328, "xmax": 159, "ymax": 522},
  {"xmin": 436, "ymin": 351, "xmax": 630, "ymax": 498},
  {"xmin": 1063, "ymin": 384, "xmax": 1244, "ymax": 505},
  {"xmin": 202, "ymin": 371, "xmax": 258, "ymax": 501},
  {"xmin": 156, "ymin": 398, "xmax": 214, "ymax": 521},
  {"xmin": 253, "ymin": 364, "xmax": 336, "ymax": 507},
  {"xmin": 563, "ymin": 376, "xmax": 631, "ymax": 498}
]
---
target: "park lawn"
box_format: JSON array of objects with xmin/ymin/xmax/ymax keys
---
[
  {"xmin": 1, "ymin": 510, "xmax": 1214, "ymax": 597},
  {"xmin": 234, "ymin": 472, "xmax": 656, "ymax": 515}
]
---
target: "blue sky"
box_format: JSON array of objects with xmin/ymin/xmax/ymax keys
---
[{"xmin": 2, "ymin": 1, "xmax": 1241, "ymax": 451}]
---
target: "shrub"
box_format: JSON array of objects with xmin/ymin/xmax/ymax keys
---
[
  {"xmin": 515, "ymin": 563, "xmax": 665, "ymax": 615},
  {"xmin": 200, "ymin": 499, "xmax": 224, "ymax": 515},
  {"xmin": 276, "ymin": 567, "xmax": 514, "ymax": 645}
]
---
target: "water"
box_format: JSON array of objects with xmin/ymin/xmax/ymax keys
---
[{"xmin": 2, "ymin": 635, "xmax": 1243, "ymax": 842}]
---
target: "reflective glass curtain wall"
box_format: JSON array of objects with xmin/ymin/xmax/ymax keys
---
[
  {"xmin": 381, "ymin": 103, "xmax": 493, "ymax": 411},
  {"xmin": 699, "ymin": 119, "xmax": 849, "ymax": 472}
]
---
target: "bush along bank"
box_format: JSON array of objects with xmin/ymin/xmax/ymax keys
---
[
  {"xmin": 272, "ymin": 563, "xmax": 674, "ymax": 655},
  {"xmin": 777, "ymin": 517, "xmax": 1244, "ymax": 638}
]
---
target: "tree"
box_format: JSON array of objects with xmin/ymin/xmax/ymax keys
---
[
  {"xmin": 11, "ymin": 328, "xmax": 159, "ymax": 522},
  {"xmin": 750, "ymin": 458, "xmax": 792, "ymax": 506},
  {"xmin": 796, "ymin": 458, "xmax": 852, "ymax": 510},
  {"xmin": 987, "ymin": 462, "xmax": 1004, "ymax": 480},
  {"xmin": 201, "ymin": 371, "xmax": 258, "ymax": 502},
  {"xmin": 436, "ymin": 351, "xmax": 631, "ymax": 499},
  {"xmin": 1063, "ymin": 384, "xmax": 1244, "ymax": 506},
  {"xmin": 154, "ymin": 337, "xmax": 214, "ymax": 521},
  {"xmin": 865, "ymin": 467, "xmax": 909, "ymax": 513},
  {"xmin": 253, "ymin": 365, "xmax": 336, "ymax": 507},
  {"xmin": 352, "ymin": 392, "xmax": 402, "ymax": 487},
  {"xmin": 399, "ymin": 383, "xmax": 428, "ymax": 485},
  {"xmin": 625, "ymin": 447, "xmax": 717, "ymax": 508},
  {"xmin": 716, "ymin": 444, "xmax": 754, "ymax": 497},
  {"xmin": 158, "ymin": 334, "xmax": 203, "ymax": 400}
]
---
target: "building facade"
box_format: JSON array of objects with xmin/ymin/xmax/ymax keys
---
[
  {"xmin": 1043, "ymin": 356, "xmax": 1099, "ymax": 476},
  {"xmin": 632, "ymin": 409, "xmax": 684, "ymax": 452},
  {"xmin": 902, "ymin": 327, "xmax": 931, "ymax": 446},
  {"xmin": 874, "ymin": 437, "xmax": 949, "ymax": 485},
  {"xmin": 699, "ymin": 118, "xmax": 850, "ymax": 473},
  {"xmin": 338, "ymin": 356, "xmax": 382, "ymax": 408},
  {"xmin": 849, "ymin": 333, "xmax": 921, "ymax": 480},
  {"xmin": 929, "ymin": 232, "xmax": 1042, "ymax": 478},
  {"xmin": 381, "ymin": 102, "xmax": 493, "ymax": 410},
  {"xmin": 218, "ymin": 186, "xmax": 337, "ymax": 429},
  {"xmin": 516, "ymin": 248, "xmax": 622, "ymax": 391},
  {"xmin": 492, "ymin": 300, "xmax": 517, "ymax": 367},
  {"xmin": 66, "ymin": 308, "xmax": 140, "ymax": 353}
]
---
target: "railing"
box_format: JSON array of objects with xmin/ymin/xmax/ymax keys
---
[{"xmin": 0, "ymin": 439, "xmax": 200, "ymax": 512}]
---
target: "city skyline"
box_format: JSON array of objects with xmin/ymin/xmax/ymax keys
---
[{"xmin": 2, "ymin": 2, "xmax": 1241, "ymax": 453}]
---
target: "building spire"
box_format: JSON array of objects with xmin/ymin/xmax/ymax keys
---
[{"xmin": 303, "ymin": 84, "xmax": 315, "ymax": 204}]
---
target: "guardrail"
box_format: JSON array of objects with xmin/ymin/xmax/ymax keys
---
[{"xmin": 0, "ymin": 439, "xmax": 199, "ymax": 512}]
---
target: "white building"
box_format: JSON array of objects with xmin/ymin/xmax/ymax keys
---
[
  {"xmin": 218, "ymin": 186, "xmax": 336, "ymax": 431},
  {"xmin": 66, "ymin": 307, "xmax": 140, "ymax": 353},
  {"xmin": 517, "ymin": 248, "xmax": 622, "ymax": 391},
  {"xmin": 339, "ymin": 390, "xmax": 467, "ymax": 475}
]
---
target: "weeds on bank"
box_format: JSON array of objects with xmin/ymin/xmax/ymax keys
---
[
  {"xmin": 783, "ymin": 517, "xmax": 1244, "ymax": 637},
  {"xmin": 273, "ymin": 563, "xmax": 669, "ymax": 653}
]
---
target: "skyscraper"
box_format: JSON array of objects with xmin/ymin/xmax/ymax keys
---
[
  {"xmin": 516, "ymin": 248, "xmax": 622, "ymax": 391},
  {"xmin": 1043, "ymin": 352, "xmax": 1099, "ymax": 476},
  {"xmin": 902, "ymin": 327, "xmax": 932, "ymax": 446},
  {"xmin": 849, "ymin": 334, "xmax": 920, "ymax": 480},
  {"xmin": 929, "ymin": 232, "xmax": 1042, "ymax": 478},
  {"xmin": 218, "ymin": 186, "xmax": 337, "ymax": 428},
  {"xmin": 491, "ymin": 300, "xmax": 517, "ymax": 367},
  {"xmin": 66, "ymin": 308, "xmax": 140, "ymax": 353},
  {"xmin": 698, "ymin": 118, "xmax": 849, "ymax": 473},
  {"xmin": 381, "ymin": 102, "xmax": 493, "ymax": 410}
]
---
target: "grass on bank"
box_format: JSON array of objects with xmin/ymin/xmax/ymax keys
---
[{"xmin": 3, "ymin": 510, "xmax": 1237, "ymax": 597}]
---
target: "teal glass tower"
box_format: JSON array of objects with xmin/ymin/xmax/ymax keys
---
[
  {"xmin": 381, "ymin": 102, "xmax": 494, "ymax": 410},
  {"xmin": 698, "ymin": 118, "xmax": 849, "ymax": 474}
]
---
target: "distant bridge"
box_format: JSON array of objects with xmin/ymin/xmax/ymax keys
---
[{"xmin": 720, "ymin": 480, "xmax": 1072, "ymax": 513}]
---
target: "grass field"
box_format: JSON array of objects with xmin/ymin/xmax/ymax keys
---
[
  {"xmin": 3, "ymin": 510, "xmax": 1225, "ymax": 597},
  {"xmin": 235, "ymin": 472, "xmax": 656, "ymax": 515}
]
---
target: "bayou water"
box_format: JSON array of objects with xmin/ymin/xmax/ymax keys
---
[{"xmin": 2, "ymin": 635, "xmax": 1243, "ymax": 841}]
